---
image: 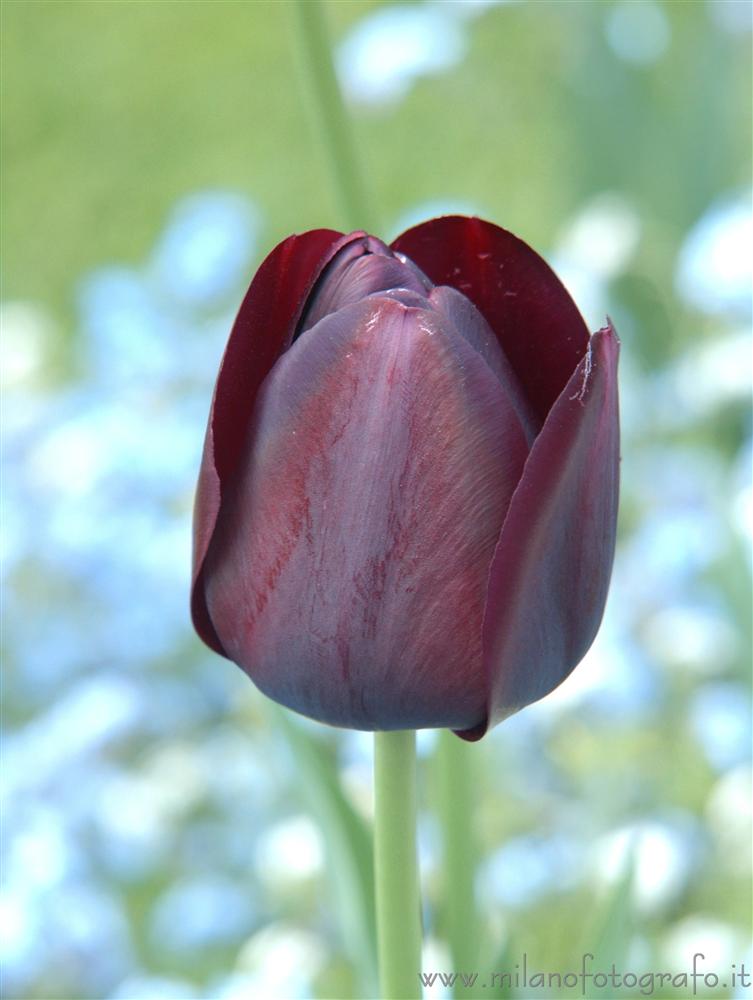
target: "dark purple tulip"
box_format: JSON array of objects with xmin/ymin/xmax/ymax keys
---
[{"xmin": 191, "ymin": 218, "xmax": 619, "ymax": 739}]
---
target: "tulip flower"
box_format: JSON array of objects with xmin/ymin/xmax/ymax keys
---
[{"xmin": 191, "ymin": 217, "xmax": 619, "ymax": 739}]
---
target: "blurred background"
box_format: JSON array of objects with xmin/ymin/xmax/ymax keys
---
[{"xmin": 1, "ymin": 1, "xmax": 751, "ymax": 998}]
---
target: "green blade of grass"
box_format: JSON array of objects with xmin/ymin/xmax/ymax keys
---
[{"xmin": 272, "ymin": 706, "xmax": 378, "ymax": 997}]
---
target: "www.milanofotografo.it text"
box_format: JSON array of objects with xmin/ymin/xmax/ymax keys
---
[{"xmin": 418, "ymin": 953, "xmax": 751, "ymax": 995}]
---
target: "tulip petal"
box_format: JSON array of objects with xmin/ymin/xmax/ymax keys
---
[
  {"xmin": 191, "ymin": 227, "xmax": 349, "ymax": 653},
  {"xmin": 459, "ymin": 323, "xmax": 620, "ymax": 740},
  {"xmin": 392, "ymin": 217, "xmax": 591, "ymax": 422},
  {"xmin": 300, "ymin": 238, "xmax": 432, "ymax": 332},
  {"xmin": 202, "ymin": 296, "xmax": 529, "ymax": 731},
  {"xmin": 429, "ymin": 285, "xmax": 538, "ymax": 444}
]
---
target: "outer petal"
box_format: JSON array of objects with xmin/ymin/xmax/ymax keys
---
[
  {"xmin": 391, "ymin": 216, "xmax": 591, "ymax": 423},
  {"xmin": 202, "ymin": 297, "xmax": 529, "ymax": 731},
  {"xmin": 459, "ymin": 323, "xmax": 620, "ymax": 740},
  {"xmin": 429, "ymin": 285, "xmax": 538, "ymax": 444},
  {"xmin": 191, "ymin": 227, "xmax": 348, "ymax": 653}
]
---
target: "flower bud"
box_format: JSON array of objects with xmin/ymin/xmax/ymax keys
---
[{"xmin": 192, "ymin": 218, "xmax": 619, "ymax": 738}]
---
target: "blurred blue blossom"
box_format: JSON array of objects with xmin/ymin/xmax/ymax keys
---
[
  {"xmin": 675, "ymin": 191, "xmax": 753, "ymax": 316},
  {"xmin": 94, "ymin": 791, "xmax": 174, "ymax": 881},
  {"xmin": 150, "ymin": 191, "xmax": 260, "ymax": 309},
  {"xmin": 338, "ymin": 5, "xmax": 466, "ymax": 105},
  {"xmin": 643, "ymin": 603, "xmax": 740, "ymax": 677},
  {"xmin": 689, "ymin": 683, "xmax": 753, "ymax": 771},
  {"xmin": 78, "ymin": 267, "xmax": 179, "ymax": 386},
  {"xmin": 618, "ymin": 446, "xmax": 729, "ymax": 611},
  {"xmin": 199, "ymin": 726, "xmax": 278, "ymax": 809},
  {"xmin": 3, "ymin": 596, "xmax": 97, "ymax": 705},
  {"xmin": 255, "ymin": 815, "xmax": 324, "ymax": 885},
  {"xmin": 551, "ymin": 192, "xmax": 642, "ymax": 331},
  {"xmin": 229, "ymin": 923, "xmax": 325, "ymax": 999},
  {"xmin": 109, "ymin": 975, "xmax": 198, "ymax": 1000},
  {"xmin": 605, "ymin": 1, "xmax": 671, "ymax": 65},
  {"xmin": 337, "ymin": 0, "xmax": 517, "ymax": 110},
  {"xmin": 1, "ymin": 231, "xmax": 253, "ymax": 1000},
  {"xmin": 0, "ymin": 887, "xmax": 40, "ymax": 992},
  {"xmin": 708, "ymin": 0, "xmax": 753, "ymax": 35},
  {"xmin": 150, "ymin": 875, "xmax": 257, "ymax": 954},
  {"xmin": 624, "ymin": 508, "xmax": 723, "ymax": 602},
  {"xmin": 4, "ymin": 676, "xmax": 141, "ymax": 797},
  {"xmin": 478, "ymin": 833, "xmax": 582, "ymax": 908},
  {"xmin": 596, "ymin": 813, "xmax": 703, "ymax": 913},
  {"xmin": 653, "ymin": 329, "xmax": 752, "ymax": 427},
  {"xmin": 0, "ymin": 875, "xmax": 132, "ymax": 997},
  {"xmin": 4, "ymin": 805, "xmax": 80, "ymax": 894},
  {"xmin": 45, "ymin": 882, "xmax": 133, "ymax": 988},
  {"xmin": 1, "ymin": 880, "xmax": 132, "ymax": 997}
]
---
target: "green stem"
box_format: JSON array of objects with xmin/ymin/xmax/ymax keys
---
[
  {"xmin": 374, "ymin": 730, "xmax": 422, "ymax": 999},
  {"xmin": 292, "ymin": 0, "xmax": 376, "ymax": 233},
  {"xmin": 437, "ymin": 730, "xmax": 478, "ymax": 994}
]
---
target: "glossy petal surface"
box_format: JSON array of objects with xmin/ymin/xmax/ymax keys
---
[
  {"xmin": 300, "ymin": 236, "xmax": 431, "ymax": 333},
  {"xmin": 203, "ymin": 296, "xmax": 529, "ymax": 730},
  {"xmin": 459, "ymin": 323, "xmax": 620, "ymax": 740},
  {"xmin": 191, "ymin": 227, "xmax": 344, "ymax": 652},
  {"xmin": 392, "ymin": 216, "xmax": 591, "ymax": 423},
  {"xmin": 429, "ymin": 284, "xmax": 539, "ymax": 443}
]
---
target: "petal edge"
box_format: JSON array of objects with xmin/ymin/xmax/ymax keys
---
[
  {"xmin": 458, "ymin": 321, "xmax": 620, "ymax": 739},
  {"xmin": 191, "ymin": 228, "xmax": 345, "ymax": 653},
  {"xmin": 392, "ymin": 216, "xmax": 591, "ymax": 423}
]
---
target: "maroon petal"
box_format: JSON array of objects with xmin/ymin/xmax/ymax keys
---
[
  {"xmin": 459, "ymin": 322, "xmax": 620, "ymax": 740},
  {"xmin": 300, "ymin": 237, "xmax": 432, "ymax": 332},
  {"xmin": 391, "ymin": 216, "xmax": 591, "ymax": 423},
  {"xmin": 428, "ymin": 284, "xmax": 539, "ymax": 444},
  {"xmin": 191, "ymin": 227, "xmax": 349, "ymax": 653},
  {"xmin": 202, "ymin": 296, "xmax": 529, "ymax": 731}
]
